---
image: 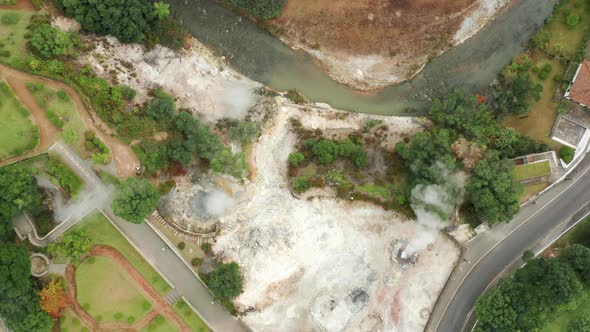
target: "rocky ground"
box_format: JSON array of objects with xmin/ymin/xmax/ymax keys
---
[
  {"xmin": 271, "ymin": 0, "xmax": 509, "ymax": 91},
  {"xmin": 212, "ymin": 103, "xmax": 460, "ymax": 332}
]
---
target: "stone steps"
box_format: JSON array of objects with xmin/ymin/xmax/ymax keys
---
[
  {"xmin": 47, "ymin": 263, "xmax": 66, "ymax": 276},
  {"xmin": 164, "ymin": 288, "xmax": 182, "ymax": 305}
]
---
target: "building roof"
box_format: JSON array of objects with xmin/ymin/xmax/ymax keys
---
[{"xmin": 568, "ymin": 60, "xmax": 590, "ymax": 106}]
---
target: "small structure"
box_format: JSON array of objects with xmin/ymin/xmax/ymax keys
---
[
  {"xmin": 30, "ymin": 253, "xmax": 50, "ymax": 277},
  {"xmin": 552, "ymin": 115, "xmax": 590, "ymax": 167},
  {"xmin": 565, "ymin": 60, "xmax": 590, "ymax": 108}
]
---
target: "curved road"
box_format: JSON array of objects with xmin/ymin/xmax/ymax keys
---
[{"xmin": 428, "ymin": 151, "xmax": 590, "ymax": 332}]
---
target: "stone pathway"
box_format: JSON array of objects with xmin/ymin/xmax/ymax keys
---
[{"xmin": 48, "ymin": 263, "xmax": 66, "ymax": 276}]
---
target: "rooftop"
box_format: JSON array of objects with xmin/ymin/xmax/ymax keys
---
[{"xmin": 567, "ymin": 60, "xmax": 590, "ymax": 107}]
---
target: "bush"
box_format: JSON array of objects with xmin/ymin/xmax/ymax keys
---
[
  {"xmin": 0, "ymin": 50, "xmax": 11, "ymax": 57},
  {"xmin": 228, "ymin": 0, "xmax": 286, "ymax": 19},
  {"xmin": 560, "ymin": 146, "xmax": 575, "ymax": 164},
  {"xmin": 286, "ymin": 89, "xmax": 305, "ymax": 104},
  {"xmin": 142, "ymin": 300, "xmax": 152, "ymax": 310},
  {"xmin": 202, "ymin": 262, "xmax": 243, "ymax": 301},
  {"xmin": 288, "ymin": 152, "xmax": 305, "ymax": 166},
  {"xmin": 1, "ymin": 12, "xmax": 20, "ymax": 25},
  {"xmin": 117, "ymin": 85, "xmax": 136, "ymax": 101},
  {"xmin": 292, "ymin": 176, "xmax": 310, "ymax": 193},
  {"xmin": 177, "ymin": 242, "xmax": 186, "ymax": 250},
  {"xmin": 127, "ymin": 316, "xmax": 135, "ymax": 324},
  {"xmin": 201, "ymin": 243, "xmax": 212, "ymax": 255},
  {"xmin": 46, "ymin": 157, "xmax": 82, "ymax": 196},
  {"xmin": 538, "ymin": 70, "xmax": 549, "ymax": 80},
  {"xmin": 191, "ymin": 257, "xmax": 203, "ymax": 266},
  {"xmin": 30, "ymin": 24, "xmax": 73, "ymax": 58},
  {"xmin": 566, "ymin": 13, "xmax": 581, "ymax": 29},
  {"xmin": 114, "ymin": 312, "xmax": 123, "ymax": 320},
  {"xmin": 146, "ymin": 17, "xmax": 185, "ymax": 50},
  {"xmin": 56, "ymin": 90, "xmax": 69, "ymax": 101}
]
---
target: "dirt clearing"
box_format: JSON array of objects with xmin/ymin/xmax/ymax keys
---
[{"xmin": 272, "ymin": 0, "xmax": 509, "ymax": 90}]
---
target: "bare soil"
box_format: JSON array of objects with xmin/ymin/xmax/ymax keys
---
[
  {"xmin": 0, "ymin": 0, "xmax": 34, "ymax": 11},
  {"xmin": 272, "ymin": 0, "xmax": 506, "ymax": 90}
]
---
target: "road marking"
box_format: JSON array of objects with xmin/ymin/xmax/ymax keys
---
[{"xmin": 433, "ymin": 159, "xmax": 590, "ymax": 332}]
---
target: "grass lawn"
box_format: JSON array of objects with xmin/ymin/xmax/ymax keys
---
[
  {"xmin": 74, "ymin": 212, "xmax": 172, "ymax": 295},
  {"xmin": 59, "ymin": 308, "xmax": 89, "ymax": 332},
  {"xmin": 0, "ymin": 80, "xmax": 37, "ymax": 159},
  {"xmin": 26, "ymin": 82, "xmax": 86, "ymax": 151},
  {"xmin": 141, "ymin": 315, "xmax": 178, "ymax": 332},
  {"xmin": 552, "ymin": 215, "xmax": 590, "ymax": 249},
  {"xmin": 357, "ymin": 183, "xmax": 391, "ymax": 200},
  {"xmin": 519, "ymin": 182, "xmax": 550, "ymax": 202},
  {"xmin": 0, "ymin": 9, "xmax": 32, "ymax": 69},
  {"xmin": 503, "ymin": 51, "xmax": 565, "ymax": 150},
  {"xmin": 76, "ymin": 256, "xmax": 152, "ymax": 324},
  {"xmin": 534, "ymin": 0, "xmax": 590, "ymax": 60},
  {"xmin": 173, "ymin": 300, "xmax": 209, "ymax": 332},
  {"xmin": 513, "ymin": 160, "xmax": 552, "ymax": 181}
]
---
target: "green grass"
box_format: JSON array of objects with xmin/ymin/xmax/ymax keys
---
[
  {"xmin": 513, "ymin": 160, "xmax": 552, "ymax": 181},
  {"xmin": 542, "ymin": 288, "xmax": 590, "ymax": 332},
  {"xmin": 553, "ymin": 216, "xmax": 590, "ymax": 249},
  {"xmin": 59, "ymin": 308, "xmax": 90, "ymax": 332},
  {"xmin": 519, "ymin": 182, "xmax": 550, "ymax": 202},
  {"xmin": 0, "ymin": 9, "xmax": 33, "ymax": 68},
  {"xmin": 0, "ymin": 80, "xmax": 37, "ymax": 159},
  {"xmin": 357, "ymin": 183, "xmax": 391, "ymax": 200},
  {"xmin": 76, "ymin": 256, "xmax": 152, "ymax": 323},
  {"xmin": 73, "ymin": 211, "xmax": 172, "ymax": 295},
  {"xmin": 141, "ymin": 315, "xmax": 178, "ymax": 332},
  {"xmin": 534, "ymin": 0, "xmax": 590, "ymax": 60},
  {"xmin": 26, "ymin": 82, "xmax": 86, "ymax": 150},
  {"xmin": 503, "ymin": 52, "xmax": 565, "ymax": 150},
  {"xmin": 173, "ymin": 300, "xmax": 209, "ymax": 332}
]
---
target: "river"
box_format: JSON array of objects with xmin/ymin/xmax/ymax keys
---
[{"xmin": 168, "ymin": 0, "xmax": 558, "ymax": 115}]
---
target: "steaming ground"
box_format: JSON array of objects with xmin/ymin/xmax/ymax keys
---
[{"xmin": 214, "ymin": 104, "xmax": 460, "ymax": 332}]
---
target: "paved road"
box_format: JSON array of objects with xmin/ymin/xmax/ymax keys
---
[{"xmin": 428, "ymin": 153, "xmax": 590, "ymax": 332}]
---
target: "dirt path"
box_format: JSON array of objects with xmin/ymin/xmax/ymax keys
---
[
  {"xmin": 0, "ymin": 64, "xmax": 139, "ymax": 178},
  {"xmin": 64, "ymin": 245, "xmax": 191, "ymax": 332},
  {"xmin": 0, "ymin": 69, "xmax": 59, "ymax": 166},
  {"xmin": 0, "ymin": 0, "xmax": 34, "ymax": 11}
]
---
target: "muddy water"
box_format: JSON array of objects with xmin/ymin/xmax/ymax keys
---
[{"xmin": 169, "ymin": 0, "xmax": 557, "ymax": 115}]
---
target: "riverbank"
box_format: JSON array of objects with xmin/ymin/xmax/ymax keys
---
[{"xmin": 270, "ymin": 0, "xmax": 509, "ymax": 91}]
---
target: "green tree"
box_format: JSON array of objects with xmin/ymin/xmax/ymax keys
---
[
  {"xmin": 202, "ymin": 262, "xmax": 243, "ymax": 301},
  {"xmin": 228, "ymin": 120, "xmax": 260, "ymax": 144},
  {"xmin": 210, "ymin": 149, "xmax": 248, "ymax": 178},
  {"xmin": 146, "ymin": 89, "xmax": 175, "ymax": 121},
  {"xmin": 61, "ymin": 0, "xmax": 154, "ymax": 43},
  {"xmin": 467, "ymin": 151, "xmax": 522, "ymax": 223},
  {"xmin": 288, "ymin": 152, "xmax": 305, "ymax": 166},
  {"xmin": 475, "ymin": 279, "xmax": 518, "ymax": 331},
  {"xmin": 570, "ymin": 317, "xmax": 590, "ymax": 332},
  {"xmin": 146, "ymin": 17, "xmax": 185, "ymax": 50},
  {"xmin": 561, "ymin": 244, "xmax": 590, "ymax": 285},
  {"xmin": 30, "ymin": 24, "xmax": 73, "ymax": 59},
  {"xmin": 48, "ymin": 230, "xmax": 91, "ymax": 263},
  {"xmin": 0, "ymin": 243, "xmax": 53, "ymax": 332},
  {"xmin": 429, "ymin": 89, "xmax": 500, "ymax": 143},
  {"xmin": 494, "ymin": 71, "xmax": 542, "ymax": 116},
  {"xmin": 395, "ymin": 129, "xmax": 457, "ymax": 185},
  {"xmin": 0, "ymin": 165, "xmax": 42, "ymax": 240},
  {"xmin": 134, "ymin": 139, "xmax": 169, "ymax": 175},
  {"xmin": 112, "ymin": 178, "xmax": 160, "ymax": 224},
  {"xmin": 153, "ymin": 1, "xmax": 170, "ymax": 20}
]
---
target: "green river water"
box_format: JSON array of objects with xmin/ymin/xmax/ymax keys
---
[{"xmin": 167, "ymin": 0, "xmax": 558, "ymax": 115}]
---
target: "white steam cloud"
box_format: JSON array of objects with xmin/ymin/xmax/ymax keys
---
[
  {"xmin": 217, "ymin": 79, "xmax": 258, "ymax": 119},
  {"xmin": 402, "ymin": 166, "xmax": 466, "ymax": 258},
  {"xmin": 203, "ymin": 190, "xmax": 234, "ymax": 217},
  {"xmin": 36, "ymin": 176, "xmax": 112, "ymax": 223}
]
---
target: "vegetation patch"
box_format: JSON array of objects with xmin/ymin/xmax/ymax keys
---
[
  {"xmin": 0, "ymin": 9, "xmax": 33, "ymax": 68},
  {"xmin": 173, "ymin": 300, "xmax": 210, "ymax": 332},
  {"xmin": 73, "ymin": 212, "xmax": 172, "ymax": 295},
  {"xmin": 45, "ymin": 156, "xmax": 83, "ymax": 196},
  {"xmin": 513, "ymin": 160, "xmax": 552, "ymax": 181},
  {"xmin": 141, "ymin": 315, "xmax": 178, "ymax": 332},
  {"xmin": 0, "ymin": 80, "xmax": 38, "ymax": 159},
  {"xmin": 60, "ymin": 308, "xmax": 90, "ymax": 332},
  {"xmin": 76, "ymin": 256, "xmax": 152, "ymax": 323}
]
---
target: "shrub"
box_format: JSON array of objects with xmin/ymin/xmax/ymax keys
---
[
  {"xmin": 202, "ymin": 262, "xmax": 243, "ymax": 301},
  {"xmin": 538, "ymin": 70, "xmax": 549, "ymax": 80},
  {"xmin": 288, "ymin": 152, "xmax": 305, "ymax": 166},
  {"xmin": 560, "ymin": 146, "xmax": 575, "ymax": 164},
  {"xmin": 142, "ymin": 300, "xmax": 152, "ymax": 310},
  {"xmin": 566, "ymin": 13, "xmax": 580, "ymax": 29},
  {"xmin": 56, "ymin": 90, "xmax": 69, "ymax": 101},
  {"xmin": 114, "ymin": 312, "xmax": 123, "ymax": 320},
  {"xmin": 117, "ymin": 85, "xmax": 136, "ymax": 101},
  {"xmin": 146, "ymin": 17, "xmax": 185, "ymax": 50},
  {"xmin": 228, "ymin": 0, "xmax": 286, "ymax": 19},
  {"xmin": 0, "ymin": 50, "xmax": 11, "ymax": 57},
  {"xmin": 46, "ymin": 157, "xmax": 82, "ymax": 196},
  {"xmin": 201, "ymin": 243, "xmax": 212, "ymax": 255},
  {"xmin": 177, "ymin": 242, "xmax": 186, "ymax": 250},
  {"xmin": 30, "ymin": 24, "xmax": 73, "ymax": 58},
  {"xmin": 191, "ymin": 257, "xmax": 203, "ymax": 266},
  {"xmin": 127, "ymin": 316, "xmax": 135, "ymax": 324},
  {"xmin": 1, "ymin": 12, "xmax": 20, "ymax": 25},
  {"xmin": 292, "ymin": 176, "xmax": 310, "ymax": 193},
  {"xmin": 286, "ymin": 89, "xmax": 305, "ymax": 104}
]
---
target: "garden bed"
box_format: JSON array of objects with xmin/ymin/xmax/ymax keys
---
[{"xmin": 513, "ymin": 160, "xmax": 552, "ymax": 181}]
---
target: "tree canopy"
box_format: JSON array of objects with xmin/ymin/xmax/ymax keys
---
[
  {"xmin": 0, "ymin": 165, "xmax": 42, "ymax": 240},
  {"xmin": 466, "ymin": 151, "xmax": 522, "ymax": 224},
  {"xmin": 229, "ymin": 0, "xmax": 286, "ymax": 19},
  {"xmin": 202, "ymin": 262, "xmax": 243, "ymax": 301},
  {"xmin": 146, "ymin": 89, "xmax": 176, "ymax": 121},
  {"xmin": 48, "ymin": 229, "xmax": 91, "ymax": 263},
  {"xmin": 60, "ymin": 0, "xmax": 154, "ymax": 43},
  {"xmin": 30, "ymin": 24, "xmax": 73, "ymax": 59},
  {"xmin": 0, "ymin": 243, "xmax": 53, "ymax": 332},
  {"xmin": 112, "ymin": 178, "xmax": 160, "ymax": 223}
]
